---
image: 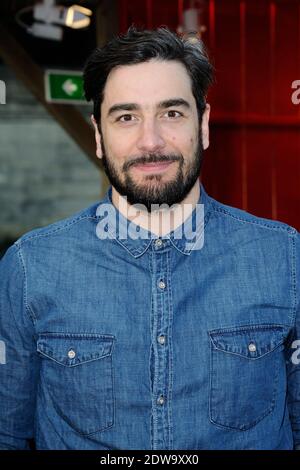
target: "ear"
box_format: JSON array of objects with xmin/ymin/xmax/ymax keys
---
[
  {"xmin": 91, "ymin": 115, "xmax": 103, "ymax": 159},
  {"xmin": 201, "ymin": 103, "xmax": 210, "ymax": 150}
]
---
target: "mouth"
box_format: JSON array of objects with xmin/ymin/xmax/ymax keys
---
[{"xmin": 133, "ymin": 161, "xmax": 175, "ymax": 173}]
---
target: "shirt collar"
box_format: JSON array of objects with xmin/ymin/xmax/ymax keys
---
[{"xmin": 95, "ymin": 180, "xmax": 212, "ymax": 258}]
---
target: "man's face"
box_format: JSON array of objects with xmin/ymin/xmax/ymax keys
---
[{"xmin": 92, "ymin": 59, "xmax": 210, "ymax": 212}]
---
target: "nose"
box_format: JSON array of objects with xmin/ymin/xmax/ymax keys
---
[{"xmin": 136, "ymin": 119, "xmax": 166, "ymax": 154}]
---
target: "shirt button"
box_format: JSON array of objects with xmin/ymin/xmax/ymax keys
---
[
  {"xmin": 155, "ymin": 239, "xmax": 163, "ymax": 248},
  {"xmin": 157, "ymin": 395, "xmax": 165, "ymax": 405},
  {"xmin": 68, "ymin": 349, "xmax": 76, "ymax": 359},
  {"xmin": 248, "ymin": 342, "xmax": 256, "ymax": 352},
  {"xmin": 158, "ymin": 280, "xmax": 166, "ymax": 290},
  {"xmin": 158, "ymin": 335, "xmax": 166, "ymax": 345}
]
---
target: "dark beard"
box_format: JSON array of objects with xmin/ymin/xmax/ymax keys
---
[{"xmin": 100, "ymin": 131, "xmax": 204, "ymax": 213}]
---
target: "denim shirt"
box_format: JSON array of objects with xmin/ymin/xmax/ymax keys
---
[{"xmin": 0, "ymin": 181, "xmax": 299, "ymax": 450}]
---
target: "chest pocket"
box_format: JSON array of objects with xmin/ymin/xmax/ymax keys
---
[
  {"xmin": 37, "ymin": 333, "xmax": 115, "ymax": 436},
  {"xmin": 208, "ymin": 324, "xmax": 288, "ymax": 431}
]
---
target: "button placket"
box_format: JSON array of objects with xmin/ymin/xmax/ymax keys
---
[{"xmin": 150, "ymin": 238, "xmax": 172, "ymax": 449}]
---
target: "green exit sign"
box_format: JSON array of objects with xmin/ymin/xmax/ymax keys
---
[{"xmin": 45, "ymin": 69, "xmax": 88, "ymax": 104}]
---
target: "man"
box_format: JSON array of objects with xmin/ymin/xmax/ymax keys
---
[{"xmin": 0, "ymin": 26, "xmax": 299, "ymax": 450}]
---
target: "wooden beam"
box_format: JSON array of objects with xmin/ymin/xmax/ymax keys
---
[
  {"xmin": 0, "ymin": 21, "xmax": 102, "ymax": 170},
  {"xmin": 96, "ymin": 0, "xmax": 119, "ymax": 46}
]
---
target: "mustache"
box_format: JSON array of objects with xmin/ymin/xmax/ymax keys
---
[{"xmin": 124, "ymin": 153, "xmax": 182, "ymax": 171}]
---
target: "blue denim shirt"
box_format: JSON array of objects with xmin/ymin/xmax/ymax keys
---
[{"xmin": 0, "ymin": 181, "xmax": 299, "ymax": 450}]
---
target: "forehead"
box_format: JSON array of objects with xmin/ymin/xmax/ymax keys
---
[{"xmin": 101, "ymin": 59, "xmax": 195, "ymax": 110}]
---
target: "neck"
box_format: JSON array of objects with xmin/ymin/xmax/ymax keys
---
[{"xmin": 111, "ymin": 179, "xmax": 201, "ymax": 237}]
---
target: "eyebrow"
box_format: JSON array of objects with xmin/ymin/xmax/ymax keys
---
[
  {"xmin": 107, "ymin": 98, "xmax": 191, "ymax": 117},
  {"xmin": 161, "ymin": 98, "xmax": 191, "ymax": 110}
]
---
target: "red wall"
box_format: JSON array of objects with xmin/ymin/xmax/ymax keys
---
[{"xmin": 119, "ymin": 0, "xmax": 300, "ymax": 230}]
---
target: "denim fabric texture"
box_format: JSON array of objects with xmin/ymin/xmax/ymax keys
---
[{"xmin": 0, "ymin": 181, "xmax": 299, "ymax": 450}]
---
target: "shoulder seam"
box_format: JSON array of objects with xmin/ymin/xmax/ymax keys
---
[
  {"xmin": 15, "ymin": 215, "xmax": 99, "ymax": 246},
  {"xmin": 210, "ymin": 201, "xmax": 297, "ymax": 235}
]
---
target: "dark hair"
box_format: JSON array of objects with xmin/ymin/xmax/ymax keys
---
[{"xmin": 83, "ymin": 25, "xmax": 214, "ymax": 125}]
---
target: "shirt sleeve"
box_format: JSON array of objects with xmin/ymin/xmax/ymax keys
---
[
  {"xmin": 0, "ymin": 242, "xmax": 38, "ymax": 450},
  {"xmin": 286, "ymin": 231, "xmax": 300, "ymax": 450}
]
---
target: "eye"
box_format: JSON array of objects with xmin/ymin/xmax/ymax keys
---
[
  {"xmin": 164, "ymin": 110, "xmax": 183, "ymax": 119},
  {"xmin": 116, "ymin": 114, "xmax": 136, "ymax": 122}
]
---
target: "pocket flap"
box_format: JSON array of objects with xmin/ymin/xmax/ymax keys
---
[
  {"xmin": 208, "ymin": 324, "xmax": 288, "ymax": 359},
  {"xmin": 37, "ymin": 333, "xmax": 115, "ymax": 366}
]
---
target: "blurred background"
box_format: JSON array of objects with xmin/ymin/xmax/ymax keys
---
[{"xmin": 0, "ymin": 0, "xmax": 299, "ymax": 260}]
